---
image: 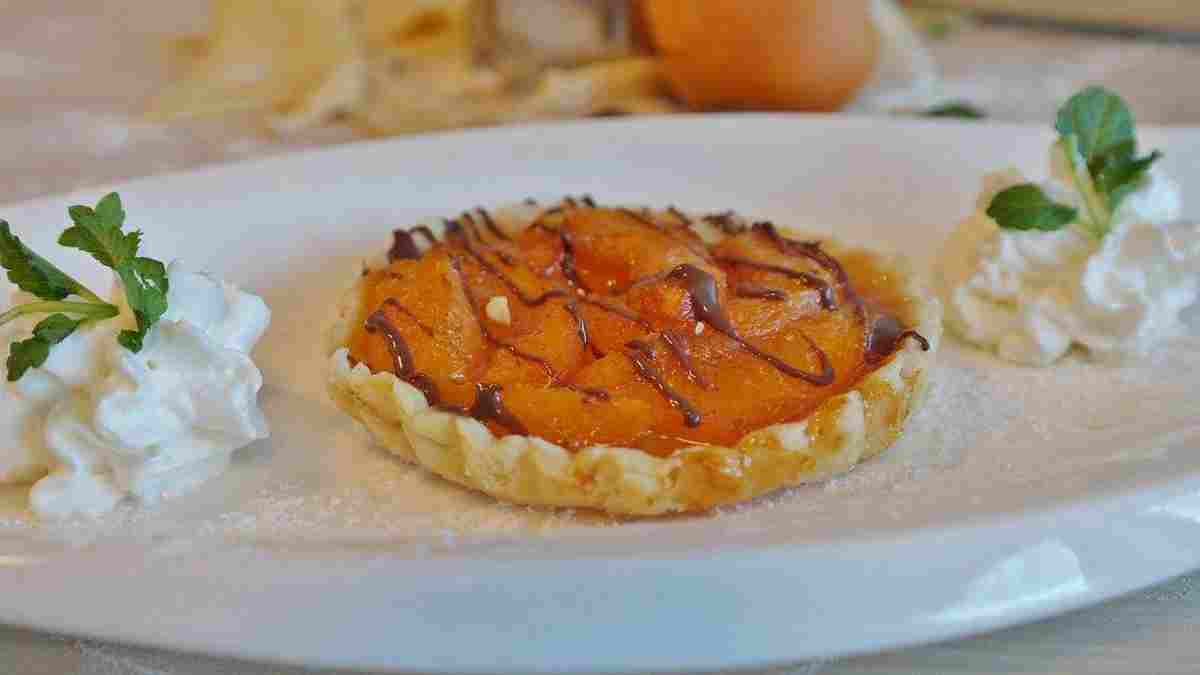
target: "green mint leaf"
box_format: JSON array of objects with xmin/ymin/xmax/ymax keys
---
[
  {"xmin": 5, "ymin": 312, "xmax": 81, "ymax": 382},
  {"xmin": 60, "ymin": 193, "xmax": 140, "ymax": 270},
  {"xmin": 0, "ymin": 220, "xmax": 84, "ymax": 301},
  {"xmin": 1096, "ymin": 150, "xmax": 1162, "ymax": 212},
  {"xmin": 1054, "ymin": 86, "xmax": 1134, "ymax": 167},
  {"xmin": 94, "ymin": 192, "xmax": 126, "ymax": 230},
  {"xmin": 986, "ymin": 184, "xmax": 1078, "ymax": 231},
  {"xmin": 7, "ymin": 335, "xmax": 51, "ymax": 382},
  {"xmin": 33, "ymin": 313, "xmax": 83, "ymax": 344},
  {"xmin": 117, "ymin": 329, "xmax": 144, "ymax": 353},
  {"xmin": 115, "ymin": 257, "xmax": 169, "ymax": 353},
  {"xmin": 922, "ymin": 102, "xmax": 986, "ymax": 120},
  {"xmin": 5, "ymin": 314, "xmax": 84, "ymax": 381},
  {"xmin": 56, "ymin": 193, "xmax": 168, "ymax": 354}
]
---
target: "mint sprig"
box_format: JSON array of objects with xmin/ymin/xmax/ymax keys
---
[
  {"xmin": 987, "ymin": 86, "xmax": 1161, "ymax": 237},
  {"xmin": 986, "ymin": 184, "xmax": 1077, "ymax": 232},
  {"xmin": 58, "ymin": 193, "xmax": 169, "ymax": 352},
  {"xmin": 1, "ymin": 193, "xmax": 168, "ymax": 381},
  {"xmin": 6, "ymin": 314, "xmax": 84, "ymax": 382}
]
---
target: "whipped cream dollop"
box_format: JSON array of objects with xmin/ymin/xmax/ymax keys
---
[
  {"xmin": 941, "ymin": 145, "xmax": 1200, "ymax": 366},
  {"xmin": 0, "ymin": 263, "xmax": 270, "ymax": 518}
]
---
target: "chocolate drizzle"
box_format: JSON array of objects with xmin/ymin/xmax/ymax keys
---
[
  {"xmin": 363, "ymin": 199, "xmax": 929, "ymax": 442},
  {"xmin": 456, "ymin": 214, "xmax": 517, "ymax": 266},
  {"xmin": 453, "ymin": 257, "xmax": 557, "ymax": 380},
  {"xmin": 364, "ymin": 309, "xmax": 448, "ymax": 408},
  {"xmin": 753, "ymin": 221, "xmax": 848, "ymax": 286},
  {"xmin": 560, "ymin": 383, "xmax": 611, "ymax": 401},
  {"xmin": 475, "ymin": 207, "xmax": 510, "ymax": 241},
  {"xmin": 469, "ymin": 383, "xmax": 529, "ymax": 435},
  {"xmin": 564, "ymin": 300, "xmax": 604, "ymax": 358},
  {"xmin": 619, "ymin": 207, "xmax": 664, "ymax": 232},
  {"xmin": 558, "ymin": 230, "xmax": 590, "ymax": 292},
  {"xmin": 578, "ymin": 296, "xmax": 652, "ymax": 330},
  {"xmin": 625, "ymin": 339, "xmax": 702, "ymax": 427},
  {"xmin": 703, "ymin": 211, "xmax": 746, "ymax": 235},
  {"xmin": 453, "ymin": 229, "xmax": 569, "ymax": 305},
  {"xmin": 713, "ymin": 255, "xmax": 835, "ymax": 309},
  {"xmin": 667, "ymin": 206, "xmax": 691, "ymax": 228},
  {"xmin": 666, "ymin": 264, "xmax": 835, "ymax": 386},
  {"xmin": 733, "ymin": 282, "xmax": 788, "ymax": 301},
  {"xmin": 388, "ymin": 226, "xmax": 438, "ymax": 262},
  {"xmin": 451, "ymin": 256, "xmax": 614, "ymax": 401},
  {"xmin": 620, "ymin": 207, "xmax": 711, "ymax": 260},
  {"xmin": 865, "ymin": 313, "xmax": 931, "ymax": 364},
  {"xmin": 381, "ymin": 298, "xmax": 434, "ymax": 335},
  {"xmin": 661, "ymin": 330, "xmax": 710, "ymax": 388}
]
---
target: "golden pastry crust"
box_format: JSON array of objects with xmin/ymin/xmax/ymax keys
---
[{"xmin": 326, "ymin": 208, "xmax": 941, "ymax": 515}]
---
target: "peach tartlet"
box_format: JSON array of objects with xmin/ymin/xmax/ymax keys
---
[{"xmin": 327, "ymin": 198, "xmax": 940, "ymax": 514}]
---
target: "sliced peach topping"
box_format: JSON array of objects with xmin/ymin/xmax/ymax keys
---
[{"xmin": 349, "ymin": 201, "xmax": 928, "ymax": 456}]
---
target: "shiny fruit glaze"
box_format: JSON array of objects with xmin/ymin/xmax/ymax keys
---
[{"xmin": 350, "ymin": 201, "xmax": 927, "ymax": 456}]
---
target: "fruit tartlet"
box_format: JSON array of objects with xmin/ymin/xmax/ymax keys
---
[{"xmin": 327, "ymin": 198, "xmax": 940, "ymax": 514}]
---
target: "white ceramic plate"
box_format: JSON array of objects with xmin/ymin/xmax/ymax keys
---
[{"xmin": 1, "ymin": 115, "xmax": 1199, "ymax": 674}]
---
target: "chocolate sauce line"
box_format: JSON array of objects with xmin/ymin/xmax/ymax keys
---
[
  {"xmin": 713, "ymin": 255, "xmax": 835, "ymax": 309},
  {"xmin": 364, "ymin": 310, "xmax": 453, "ymax": 409},
  {"xmin": 452, "ymin": 230, "xmax": 570, "ymax": 306},
  {"xmin": 364, "ymin": 307, "xmax": 536, "ymax": 431},
  {"xmin": 448, "ymin": 228, "xmax": 625, "ymax": 378},
  {"xmin": 451, "ymin": 257, "xmax": 615, "ymax": 403},
  {"xmin": 625, "ymin": 339, "xmax": 702, "ymax": 428},
  {"xmin": 559, "ymin": 383, "xmax": 611, "ymax": 401},
  {"xmin": 618, "ymin": 207, "xmax": 711, "ymax": 260},
  {"xmin": 667, "ymin": 206, "xmax": 691, "ymax": 228},
  {"xmin": 618, "ymin": 207, "xmax": 664, "ymax": 232},
  {"xmin": 558, "ymin": 229, "xmax": 590, "ymax": 292},
  {"xmin": 733, "ymin": 282, "xmax": 788, "ymax": 302},
  {"xmin": 452, "ymin": 257, "xmax": 558, "ymax": 381},
  {"xmin": 702, "ymin": 211, "xmax": 746, "ymax": 235},
  {"xmin": 447, "ymin": 228, "xmax": 607, "ymax": 366},
  {"xmin": 389, "ymin": 225, "xmax": 438, "ymax": 262},
  {"xmin": 751, "ymin": 221, "xmax": 930, "ymax": 361},
  {"xmin": 865, "ymin": 313, "xmax": 932, "ymax": 364},
  {"xmin": 753, "ymin": 220, "xmax": 931, "ymax": 362},
  {"xmin": 667, "ymin": 264, "xmax": 835, "ymax": 386},
  {"xmin": 661, "ymin": 330, "xmax": 711, "ymax": 388},
  {"xmin": 741, "ymin": 332, "xmax": 834, "ymax": 384},
  {"xmin": 455, "ymin": 215, "xmax": 518, "ymax": 266},
  {"xmin": 469, "ymin": 383, "xmax": 529, "ymax": 435},
  {"xmin": 381, "ymin": 298, "xmax": 435, "ymax": 335},
  {"xmin": 753, "ymin": 221, "xmax": 848, "ymax": 285},
  {"xmin": 564, "ymin": 300, "xmax": 605, "ymax": 359},
  {"xmin": 614, "ymin": 269, "xmax": 672, "ymax": 295},
  {"xmin": 577, "ymin": 296, "xmax": 653, "ymax": 331},
  {"xmin": 475, "ymin": 207, "xmax": 510, "ymax": 241}
]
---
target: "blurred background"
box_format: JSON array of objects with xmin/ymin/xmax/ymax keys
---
[{"xmin": 4, "ymin": 1, "xmax": 1200, "ymax": 206}]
